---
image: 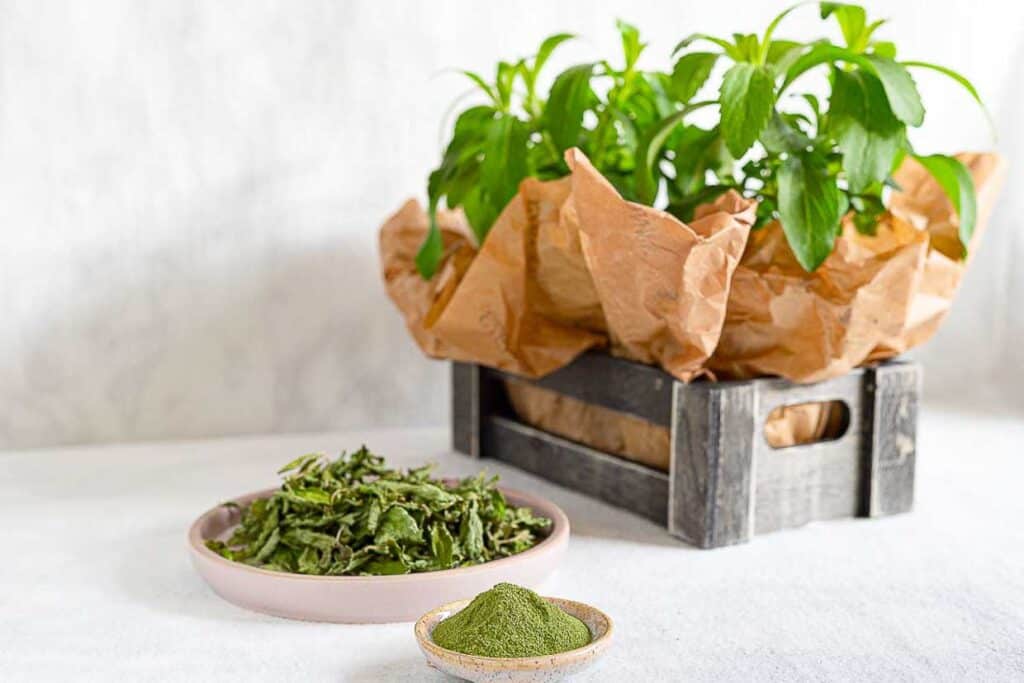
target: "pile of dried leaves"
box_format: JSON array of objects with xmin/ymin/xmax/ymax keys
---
[{"xmin": 205, "ymin": 447, "xmax": 550, "ymax": 575}]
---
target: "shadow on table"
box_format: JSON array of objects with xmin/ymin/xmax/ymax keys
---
[
  {"xmin": 116, "ymin": 523, "xmax": 276, "ymax": 623},
  {"xmin": 345, "ymin": 657, "xmax": 454, "ymax": 682},
  {"xmin": 493, "ymin": 465, "xmax": 690, "ymax": 550},
  {"xmin": 562, "ymin": 505, "xmax": 691, "ymax": 549}
]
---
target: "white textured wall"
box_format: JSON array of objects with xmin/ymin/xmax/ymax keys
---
[{"xmin": 2, "ymin": 0, "xmax": 1022, "ymax": 449}]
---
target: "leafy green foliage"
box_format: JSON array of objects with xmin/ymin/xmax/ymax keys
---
[
  {"xmin": 911, "ymin": 154, "xmax": 978, "ymax": 252},
  {"xmin": 657, "ymin": 1, "xmax": 986, "ymax": 270},
  {"xmin": 670, "ymin": 52, "xmax": 718, "ymax": 103},
  {"xmin": 418, "ymin": 3, "xmax": 990, "ymax": 276},
  {"xmin": 827, "ymin": 68, "xmax": 904, "ymax": 192},
  {"xmin": 545, "ymin": 64, "xmax": 597, "ymax": 151},
  {"xmin": 719, "ymin": 63, "xmax": 775, "ymax": 157},
  {"xmin": 205, "ymin": 447, "xmax": 551, "ymax": 575},
  {"xmin": 777, "ymin": 151, "xmax": 850, "ymax": 270}
]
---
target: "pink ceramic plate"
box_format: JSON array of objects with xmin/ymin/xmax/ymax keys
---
[{"xmin": 187, "ymin": 486, "xmax": 569, "ymax": 623}]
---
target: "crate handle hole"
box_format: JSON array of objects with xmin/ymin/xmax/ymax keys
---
[{"xmin": 764, "ymin": 400, "xmax": 850, "ymax": 449}]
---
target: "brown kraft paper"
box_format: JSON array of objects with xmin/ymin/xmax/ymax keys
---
[
  {"xmin": 380, "ymin": 148, "xmax": 755, "ymax": 380},
  {"xmin": 496, "ymin": 153, "xmax": 1004, "ymax": 467},
  {"xmin": 382, "ymin": 151, "xmax": 1004, "ymax": 464},
  {"xmin": 709, "ymin": 152, "xmax": 1006, "ymax": 383},
  {"xmin": 505, "ymin": 379, "xmax": 847, "ymax": 472}
]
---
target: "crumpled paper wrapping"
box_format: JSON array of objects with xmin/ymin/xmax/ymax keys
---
[
  {"xmin": 380, "ymin": 148, "xmax": 754, "ymax": 379},
  {"xmin": 381, "ymin": 149, "xmax": 1003, "ymax": 467},
  {"xmin": 709, "ymin": 152, "xmax": 1006, "ymax": 382},
  {"xmin": 567, "ymin": 151, "xmax": 756, "ymax": 380},
  {"xmin": 505, "ymin": 379, "xmax": 846, "ymax": 472},
  {"xmin": 504, "ymin": 378, "xmax": 671, "ymax": 470},
  {"xmin": 379, "ymin": 201, "xmax": 477, "ymax": 358}
]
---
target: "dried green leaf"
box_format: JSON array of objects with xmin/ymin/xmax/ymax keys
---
[{"xmin": 206, "ymin": 447, "xmax": 550, "ymax": 576}]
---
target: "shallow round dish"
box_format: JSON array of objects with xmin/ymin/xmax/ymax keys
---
[
  {"xmin": 187, "ymin": 486, "xmax": 569, "ymax": 623},
  {"xmin": 414, "ymin": 597, "xmax": 613, "ymax": 682}
]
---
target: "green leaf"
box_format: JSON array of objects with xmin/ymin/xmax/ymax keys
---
[
  {"xmin": 672, "ymin": 33, "xmax": 739, "ymax": 59},
  {"xmin": 671, "ymin": 125, "xmax": 723, "ymax": 195},
  {"xmin": 255, "ymin": 528, "xmax": 281, "ymax": 562},
  {"xmin": 277, "ymin": 453, "xmax": 321, "ymax": 474},
  {"xmin": 209, "ymin": 447, "xmax": 549, "ymax": 576},
  {"xmin": 414, "ymin": 211, "xmax": 444, "ymax": 279},
  {"xmin": 374, "ymin": 505, "xmax": 422, "ymax": 546},
  {"xmin": 760, "ymin": 113, "xmax": 812, "ymax": 155},
  {"xmin": 864, "ymin": 55, "xmax": 924, "ymax": 126},
  {"xmin": 283, "ymin": 529, "xmax": 337, "ymax": 553},
  {"xmin": 777, "ymin": 152, "xmax": 848, "ymax": 271},
  {"xmin": 871, "ymin": 40, "xmax": 897, "ymax": 59},
  {"xmin": 360, "ymin": 557, "xmax": 409, "ymax": 576},
  {"xmin": 821, "ymin": 2, "xmax": 868, "ymax": 51},
  {"xmin": 473, "ymin": 114, "xmax": 530, "ymax": 242},
  {"xmin": 782, "ymin": 42, "xmax": 864, "ymax": 91},
  {"xmin": 616, "ymin": 19, "xmax": 645, "ymax": 70},
  {"xmin": 545, "ymin": 63, "xmax": 596, "ymax": 151},
  {"xmin": 430, "ymin": 522, "xmax": 455, "ymax": 568},
  {"xmin": 732, "ymin": 33, "xmax": 761, "ymax": 63},
  {"xmin": 417, "ymin": 105, "xmax": 496, "ymax": 277},
  {"xmin": 287, "ymin": 487, "xmax": 332, "ymax": 505},
  {"xmin": 634, "ymin": 111, "xmax": 684, "ymax": 205},
  {"xmin": 912, "ymin": 154, "xmax": 977, "ymax": 254},
  {"xmin": 667, "ymin": 184, "xmax": 732, "ymax": 223},
  {"xmin": 781, "ymin": 44, "xmax": 924, "ymax": 126},
  {"xmin": 670, "ymin": 52, "xmax": 718, "ymax": 102},
  {"xmin": 534, "ymin": 33, "xmax": 575, "ymax": 75},
  {"xmin": 357, "ymin": 498, "xmax": 382, "ymax": 538},
  {"xmin": 760, "ymin": 2, "xmax": 809, "ymax": 62},
  {"xmin": 373, "ymin": 480, "xmax": 459, "ymax": 508},
  {"xmin": 719, "ymin": 63, "xmax": 775, "ymax": 157},
  {"xmin": 634, "ymin": 100, "xmax": 716, "ymax": 205},
  {"xmin": 828, "ymin": 68, "xmax": 904, "ymax": 192},
  {"xmin": 461, "ymin": 186, "xmax": 498, "ymax": 243},
  {"xmin": 459, "ymin": 503, "xmax": 485, "ymax": 561},
  {"xmin": 902, "ymin": 60, "xmax": 993, "ymax": 133},
  {"xmin": 494, "ymin": 61, "xmax": 518, "ymax": 110},
  {"xmin": 850, "ymin": 191, "xmax": 886, "ymax": 235},
  {"xmin": 766, "ymin": 40, "xmax": 805, "ymax": 76},
  {"xmin": 296, "ymin": 547, "xmax": 321, "ymax": 574},
  {"xmin": 459, "ymin": 69, "xmax": 498, "ymax": 106}
]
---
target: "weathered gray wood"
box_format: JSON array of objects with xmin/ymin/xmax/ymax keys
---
[
  {"xmin": 669, "ymin": 382, "xmax": 756, "ymax": 548},
  {"xmin": 483, "ymin": 415, "xmax": 669, "ymax": 524},
  {"xmin": 452, "ymin": 355, "xmax": 920, "ymax": 549},
  {"xmin": 752, "ymin": 371, "xmax": 865, "ymax": 534},
  {"xmin": 864, "ymin": 363, "xmax": 919, "ymax": 516},
  {"xmin": 484, "ymin": 351, "xmax": 675, "ymax": 427},
  {"xmin": 451, "ymin": 362, "xmax": 478, "ymax": 457}
]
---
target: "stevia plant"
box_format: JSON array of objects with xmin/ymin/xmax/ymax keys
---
[
  {"xmin": 416, "ymin": 20, "xmax": 675, "ymax": 277},
  {"xmin": 653, "ymin": 1, "xmax": 989, "ymax": 270},
  {"xmin": 415, "ymin": 2, "xmax": 988, "ymax": 277},
  {"xmin": 206, "ymin": 447, "xmax": 550, "ymax": 575}
]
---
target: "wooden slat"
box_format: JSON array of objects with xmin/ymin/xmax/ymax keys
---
[
  {"xmin": 484, "ymin": 351, "xmax": 676, "ymax": 427},
  {"xmin": 482, "ymin": 415, "xmax": 669, "ymax": 524},
  {"xmin": 865, "ymin": 363, "xmax": 919, "ymax": 516},
  {"xmin": 669, "ymin": 382, "xmax": 756, "ymax": 548},
  {"xmin": 752, "ymin": 371, "xmax": 866, "ymax": 533},
  {"xmin": 451, "ymin": 363, "xmax": 478, "ymax": 457}
]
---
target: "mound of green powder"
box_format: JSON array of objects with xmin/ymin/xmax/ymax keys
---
[{"xmin": 431, "ymin": 583, "xmax": 591, "ymax": 658}]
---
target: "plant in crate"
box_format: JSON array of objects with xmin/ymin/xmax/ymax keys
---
[{"xmin": 378, "ymin": 3, "xmax": 1004, "ymax": 546}]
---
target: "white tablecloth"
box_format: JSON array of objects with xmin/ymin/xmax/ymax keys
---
[{"xmin": 2, "ymin": 409, "xmax": 1022, "ymax": 682}]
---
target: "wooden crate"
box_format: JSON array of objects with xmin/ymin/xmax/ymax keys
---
[{"xmin": 452, "ymin": 352, "xmax": 920, "ymax": 548}]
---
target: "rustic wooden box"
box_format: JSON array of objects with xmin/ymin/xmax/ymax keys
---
[{"xmin": 452, "ymin": 352, "xmax": 920, "ymax": 548}]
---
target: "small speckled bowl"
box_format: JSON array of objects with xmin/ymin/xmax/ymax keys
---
[{"xmin": 414, "ymin": 597, "xmax": 613, "ymax": 682}]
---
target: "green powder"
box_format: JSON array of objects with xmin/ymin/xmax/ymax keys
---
[{"xmin": 431, "ymin": 583, "xmax": 591, "ymax": 658}]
